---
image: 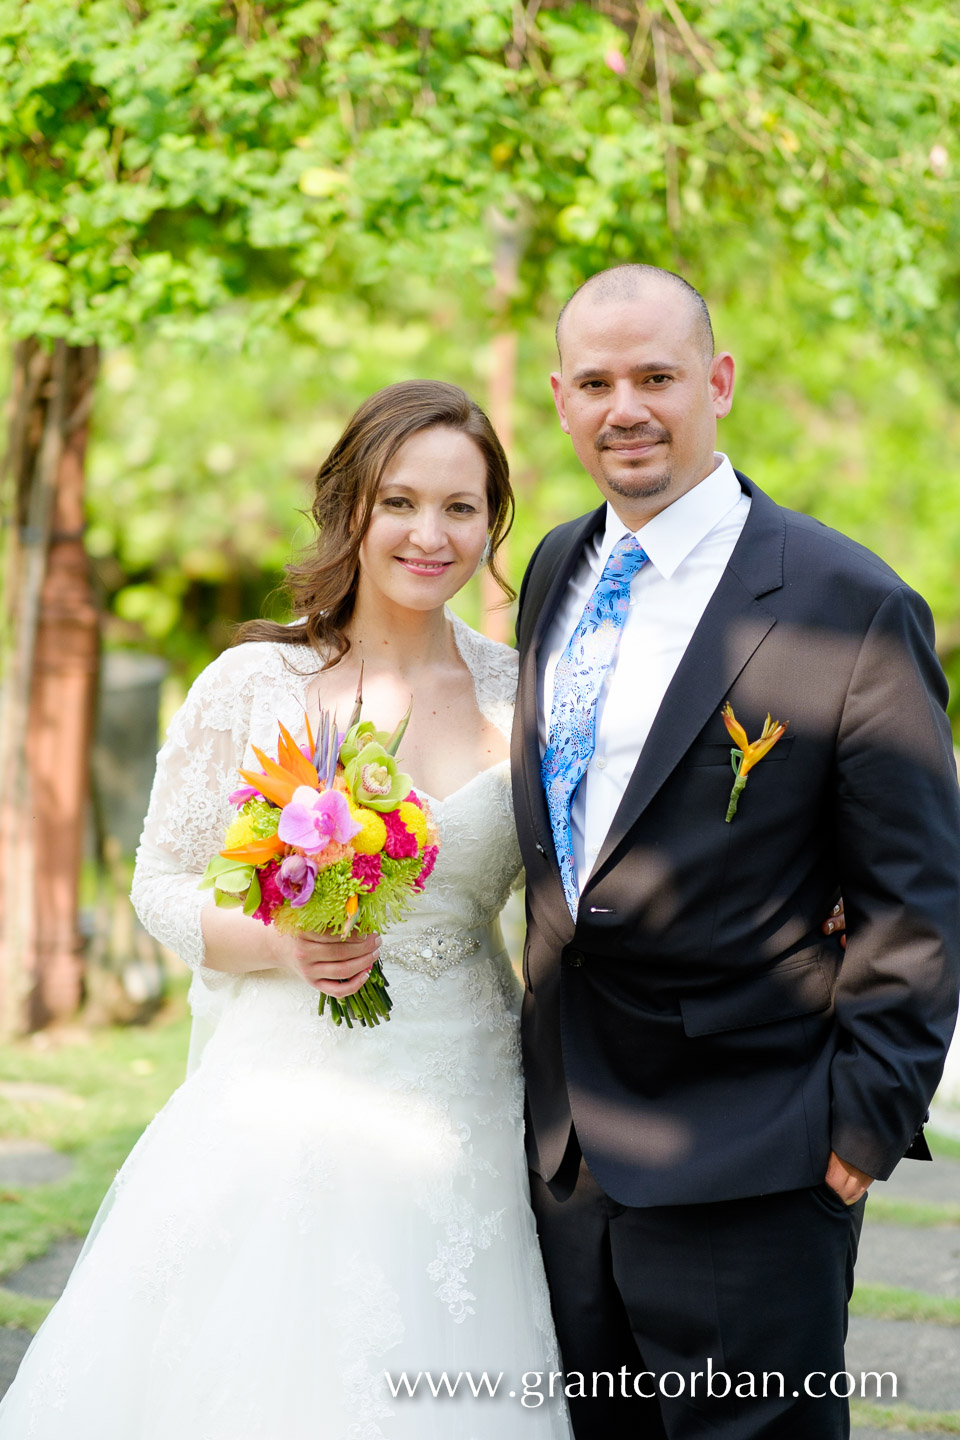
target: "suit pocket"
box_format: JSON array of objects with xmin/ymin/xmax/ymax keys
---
[
  {"xmin": 682, "ymin": 736, "xmax": 795, "ymax": 768},
  {"xmin": 678, "ymin": 943, "xmax": 833, "ymax": 1037},
  {"xmin": 812, "ymin": 1180, "xmax": 853, "ymax": 1214}
]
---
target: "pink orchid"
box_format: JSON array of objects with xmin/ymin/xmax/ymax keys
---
[
  {"xmin": 229, "ymin": 783, "xmax": 262, "ymax": 806},
  {"xmin": 276, "ymin": 854, "xmax": 319, "ymax": 908},
  {"xmin": 277, "ymin": 786, "xmax": 361, "ymax": 853}
]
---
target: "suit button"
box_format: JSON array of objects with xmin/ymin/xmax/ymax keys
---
[
  {"xmin": 565, "ymin": 949, "xmax": 583, "ymax": 968},
  {"xmin": 536, "ymin": 843, "xmax": 545, "ymax": 855}
]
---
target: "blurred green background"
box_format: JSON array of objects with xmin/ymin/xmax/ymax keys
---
[
  {"xmin": 3, "ymin": 0, "xmax": 959, "ymax": 725},
  {"xmin": 79, "ymin": 288, "xmax": 960, "ymax": 728}
]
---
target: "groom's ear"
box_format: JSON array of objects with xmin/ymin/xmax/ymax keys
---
[
  {"xmin": 709, "ymin": 352, "xmax": 736, "ymax": 418},
  {"xmin": 550, "ymin": 372, "xmax": 570, "ymax": 434}
]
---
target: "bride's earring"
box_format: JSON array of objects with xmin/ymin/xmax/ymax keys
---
[{"xmin": 480, "ymin": 536, "xmax": 492, "ymax": 567}]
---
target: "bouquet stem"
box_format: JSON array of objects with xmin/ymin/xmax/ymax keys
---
[{"xmin": 318, "ymin": 959, "xmax": 393, "ymax": 1027}]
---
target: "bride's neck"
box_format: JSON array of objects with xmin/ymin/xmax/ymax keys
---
[{"xmin": 344, "ymin": 584, "xmax": 455, "ymax": 676}]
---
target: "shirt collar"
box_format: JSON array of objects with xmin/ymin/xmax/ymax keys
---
[{"xmin": 593, "ymin": 453, "xmax": 743, "ymax": 581}]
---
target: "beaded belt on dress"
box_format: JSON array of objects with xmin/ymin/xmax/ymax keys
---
[{"xmin": 382, "ymin": 925, "xmax": 487, "ymax": 979}]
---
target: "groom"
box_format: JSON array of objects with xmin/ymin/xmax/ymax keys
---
[{"xmin": 512, "ymin": 265, "xmax": 960, "ymax": 1438}]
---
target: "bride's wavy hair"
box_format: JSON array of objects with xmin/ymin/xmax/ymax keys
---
[{"xmin": 235, "ymin": 380, "xmax": 515, "ymax": 669}]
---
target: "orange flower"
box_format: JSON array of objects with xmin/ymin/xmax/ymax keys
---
[
  {"xmin": 721, "ymin": 704, "xmax": 789, "ymax": 822},
  {"xmin": 276, "ymin": 720, "xmax": 321, "ymax": 788},
  {"xmin": 220, "ymin": 832, "xmax": 287, "ymax": 863},
  {"xmin": 238, "ymin": 736, "xmax": 321, "ymax": 809},
  {"xmin": 721, "ymin": 703, "xmax": 749, "ymax": 753}
]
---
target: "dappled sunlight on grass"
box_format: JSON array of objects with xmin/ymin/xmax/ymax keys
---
[{"xmin": 0, "ymin": 977, "xmax": 192, "ymax": 1278}]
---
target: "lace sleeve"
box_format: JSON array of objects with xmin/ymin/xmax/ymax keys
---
[
  {"xmin": 449, "ymin": 611, "xmax": 518, "ymax": 743},
  {"xmin": 130, "ymin": 647, "xmax": 256, "ymax": 985},
  {"xmin": 450, "ymin": 613, "xmax": 524, "ymax": 894}
]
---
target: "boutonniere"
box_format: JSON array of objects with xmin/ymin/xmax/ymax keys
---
[{"xmin": 721, "ymin": 704, "xmax": 788, "ymax": 823}]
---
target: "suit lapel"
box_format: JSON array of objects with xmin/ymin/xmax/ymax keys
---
[
  {"xmin": 515, "ymin": 507, "xmax": 605, "ymax": 898},
  {"xmin": 590, "ymin": 476, "xmax": 786, "ymax": 881}
]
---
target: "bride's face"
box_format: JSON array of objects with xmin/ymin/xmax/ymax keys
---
[{"xmin": 357, "ymin": 426, "xmax": 490, "ymax": 613}]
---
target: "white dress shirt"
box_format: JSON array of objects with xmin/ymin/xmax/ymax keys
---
[{"xmin": 538, "ymin": 454, "xmax": 751, "ymax": 895}]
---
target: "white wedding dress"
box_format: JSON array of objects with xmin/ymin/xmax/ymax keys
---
[{"xmin": 0, "ymin": 616, "xmax": 570, "ymax": 1440}]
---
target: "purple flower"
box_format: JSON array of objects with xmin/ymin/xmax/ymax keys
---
[
  {"xmin": 277, "ymin": 786, "xmax": 361, "ymax": 853},
  {"xmin": 276, "ymin": 854, "xmax": 319, "ymax": 908}
]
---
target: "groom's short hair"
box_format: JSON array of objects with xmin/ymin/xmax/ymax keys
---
[{"xmin": 556, "ymin": 265, "xmax": 715, "ymax": 367}]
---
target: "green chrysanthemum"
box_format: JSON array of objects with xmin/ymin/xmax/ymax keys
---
[
  {"xmin": 270, "ymin": 860, "xmax": 362, "ymax": 936},
  {"xmin": 241, "ymin": 798, "xmax": 281, "ymax": 837}
]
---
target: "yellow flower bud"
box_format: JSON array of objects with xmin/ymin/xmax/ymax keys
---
[
  {"xmin": 397, "ymin": 801, "xmax": 428, "ymax": 849},
  {"xmin": 349, "ymin": 804, "xmax": 387, "ymax": 855}
]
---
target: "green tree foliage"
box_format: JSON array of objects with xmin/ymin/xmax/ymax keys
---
[
  {"xmin": 2, "ymin": 0, "xmax": 959, "ymax": 722},
  {"xmin": 83, "ymin": 279, "xmax": 960, "ymax": 730},
  {"xmin": 2, "ymin": 0, "xmax": 959, "ymax": 344}
]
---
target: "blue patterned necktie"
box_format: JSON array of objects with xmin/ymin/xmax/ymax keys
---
[{"xmin": 542, "ymin": 534, "xmax": 649, "ymax": 917}]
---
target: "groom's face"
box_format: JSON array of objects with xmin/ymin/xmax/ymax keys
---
[{"xmin": 551, "ymin": 284, "xmax": 735, "ymax": 527}]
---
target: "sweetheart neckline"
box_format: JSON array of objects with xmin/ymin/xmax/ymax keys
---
[{"xmin": 415, "ymin": 756, "xmax": 510, "ymax": 807}]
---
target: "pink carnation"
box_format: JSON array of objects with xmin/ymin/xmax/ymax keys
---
[
  {"xmin": 383, "ymin": 808, "xmax": 418, "ymax": 860},
  {"xmin": 402, "ymin": 790, "xmax": 423, "ymax": 809},
  {"xmin": 414, "ymin": 844, "xmax": 439, "ymax": 893},
  {"xmin": 351, "ymin": 852, "xmax": 383, "ymax": 890},
  {"xmin": 252, "ymin": 861, "xmax": 285, "ymax": 925}
]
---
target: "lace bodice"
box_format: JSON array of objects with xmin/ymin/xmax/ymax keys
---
[{"xmin": 130, "ymin": 612, "xmax": 522, "ymax": 998}]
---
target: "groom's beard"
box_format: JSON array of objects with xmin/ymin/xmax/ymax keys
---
[{"xmin": 595, "ymin": 424, "xmax": 672, "ymax": 500}]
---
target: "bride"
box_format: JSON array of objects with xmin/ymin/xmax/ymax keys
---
[{"xmin": 0, "ymin": 380, "xmax": 570, "ymax": 1439}]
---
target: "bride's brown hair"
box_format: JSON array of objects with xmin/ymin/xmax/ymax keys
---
[{"xmin": 235, "ymin": 380, "xmax": 515, "ymax": 668}]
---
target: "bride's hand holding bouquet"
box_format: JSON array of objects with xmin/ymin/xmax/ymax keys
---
[{"xmin": 199, "ymin": 673, "xmax": 439, "ymax": 1028}]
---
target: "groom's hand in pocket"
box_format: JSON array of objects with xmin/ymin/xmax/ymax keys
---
[
  {"xmin": 822, "ymin": 899, "xmax": 846, "ymax": 948},
  {"xmin": 824, "ymin": 1150, "xmax": 873, "ymax": 1205},
  {"xmin": 275, "ymin": 930, "xmax": 381, "ymax": 997}
]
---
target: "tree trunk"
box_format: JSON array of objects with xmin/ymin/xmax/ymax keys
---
[
  {"xmin": 483, "ymin": 210, "xmax": 523, "ymax": 643},
  {"xmin": 0, "ymin": 339, "xmax": 101, "ymax": 1032}
]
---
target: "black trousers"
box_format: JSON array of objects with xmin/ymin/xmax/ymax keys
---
[{"xmin": 529, "ymin": 1135, "xmax": 865, "ymax": 1439}]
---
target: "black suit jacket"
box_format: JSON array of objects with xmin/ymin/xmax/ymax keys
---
[{"xmin": 512, "ymin": 473, "xmax": 960, "ymax": 1207}]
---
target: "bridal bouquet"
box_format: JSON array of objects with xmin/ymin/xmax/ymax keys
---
[{"xmin": 199, "ymin": 681, "xmax": 438, "ymax": 1028}]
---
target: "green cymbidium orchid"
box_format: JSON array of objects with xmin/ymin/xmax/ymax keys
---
[
  {"xmin": 339, "ymin": 720, "xmax": 391, "ymax": 766},
  {"xmin": 343, "ymin": 742, "xmax": 412, "ymax": 812}
]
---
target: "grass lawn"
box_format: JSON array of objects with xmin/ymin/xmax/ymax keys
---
[
  {"xmin": 928, "ymin": 1130, "xmax": 960, "ymax": 1164},
  {"xmin": 0, "ymin": 974, "xmax": 192, "ymax": 1295},
  {"xmin": 850, "ymin": 1284, "xmax": 960, "ymax": 1327},
  {"xmin": 850, "ymin": 1399, "xmax": 960, "ymax": 1433}
]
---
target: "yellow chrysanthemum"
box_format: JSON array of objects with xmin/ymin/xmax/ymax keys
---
[
  {"xmin": 397, "ymin": 801, "xmax": 428, "ymax": 849},
  {"xmin": 223, "ymin": 814, "xmax": 259, "ymax": 851},
  {"xmin": 349, "ymin": 804, "xmax": 388, "ymax": 855}
]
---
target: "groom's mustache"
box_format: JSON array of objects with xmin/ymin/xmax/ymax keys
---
[{"xmin": 595, "ymin": 425, "xmax": 671, "ymax": 451}]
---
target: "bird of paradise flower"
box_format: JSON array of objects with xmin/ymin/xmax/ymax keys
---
[{"xmin": 721, "ymin": 703, "xmax": 788, "ymax": 822}]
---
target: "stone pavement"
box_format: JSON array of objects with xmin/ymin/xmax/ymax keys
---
[
  {"xmin": 849, "ymin": 1124, "xmax": 960, "ymax": 1437},
  {"xmin": 0, "ymin": 1140, "xmax": 79, "ymax": 1397},
  {"xmin": 0, "ymin": 1120, "xmax": 957, "ymax": 1434}
]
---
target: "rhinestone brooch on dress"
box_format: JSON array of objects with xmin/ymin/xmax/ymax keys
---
[{"xmin": 385, "ymin": 926, "xmax": 482, "ymax": 980}]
